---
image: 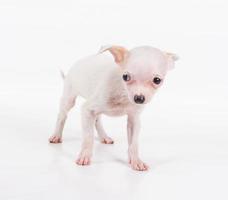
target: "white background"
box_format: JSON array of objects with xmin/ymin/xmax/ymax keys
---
[{"xmin": 0, "ymin": 0, "xmax": 228, "ymax": 200}]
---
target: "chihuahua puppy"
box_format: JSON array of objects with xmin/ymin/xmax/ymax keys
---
[{"xmin": 49, "ymin": 45, "xmax": 178, "ymax": 171}]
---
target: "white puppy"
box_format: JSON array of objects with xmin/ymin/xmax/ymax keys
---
[{"xmin": 49, "ymin": 45, "xmax": 178, "ymax": 171}]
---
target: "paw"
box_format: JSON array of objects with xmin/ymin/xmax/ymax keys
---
[
  {"xmin": 129, "ymin": 158, "xmax": 149, "ymax": 171},
  {"xmin": 100, "ymin": 136, "xmax": 114, "ymax": 144},
  {"xmin": 49, "ymin": 134, "xmax": 62, "ymax": 143},
  {"xmin": 76, "ymin": 150, "xmax": 92, "ymax": 166}
]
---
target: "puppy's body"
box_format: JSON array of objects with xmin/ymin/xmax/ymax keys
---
[{"xmin": 49, "ymin": 45, "xmax": 177, "ymax": 171}]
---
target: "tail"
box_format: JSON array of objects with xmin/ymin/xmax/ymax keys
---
[{"xmin": 59, "ymin": 69, "xmax": 65, "ymax": 80}]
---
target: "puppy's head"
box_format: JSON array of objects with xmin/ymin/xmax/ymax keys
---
[{"xmin": 100, "ymin": 45, "xmax": 178, "ymax": 105}]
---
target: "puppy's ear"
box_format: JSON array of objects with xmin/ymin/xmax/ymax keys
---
[
  {"xmin": 99, "ymin": 45, "xmax": 129, "ymax": 64},
  {"xmin": 164, "ymin": 52, "xmax": 179, "ymax": 70}
]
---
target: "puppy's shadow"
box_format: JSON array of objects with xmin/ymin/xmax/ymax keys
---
[
  {"xmin": 149, "ymin": 156, "xmax": 180, "ymax": 169},
  {"xmin": 61, "ymin": 136, "xmax": 81, "ymax": 142}
]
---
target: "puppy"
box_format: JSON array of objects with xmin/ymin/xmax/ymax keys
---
[{"xmin": 49, "ymin": 45, "xmax": 178, "ymax": 171}]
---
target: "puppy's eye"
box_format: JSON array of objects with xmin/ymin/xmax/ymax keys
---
[
  {"xmin": 122, "ymin": 72, "xmax": 131, "ymax": 82},
  {"xmin": 153, "ymin": 77, "xmax": 162, "ymax": 85}
]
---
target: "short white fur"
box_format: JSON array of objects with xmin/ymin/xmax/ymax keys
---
[{"xmin": 49, "ymin": 45, "xmax": 178, "ymax": 171}]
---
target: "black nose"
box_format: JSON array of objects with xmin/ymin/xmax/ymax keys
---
[{"xmin": 134, "ymin": 95, "xmax": 145, "ymax": 104}]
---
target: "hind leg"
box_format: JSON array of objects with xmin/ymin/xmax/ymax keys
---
[
  {"xmin": 95, "ymin": 116, "xmax": 114, "ymax": 144},
  {"xmin": 49, "ymin": 83, "xmax": 76, "ymax": 143}
]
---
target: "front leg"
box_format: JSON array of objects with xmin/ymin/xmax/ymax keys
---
[
  {"xmin": 76, "ymin": 103, "xmax": 96, "ymax": 166},
  {"xmin": 127, "ymin": 114, "xmax": 149, "ymax": 171}
]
